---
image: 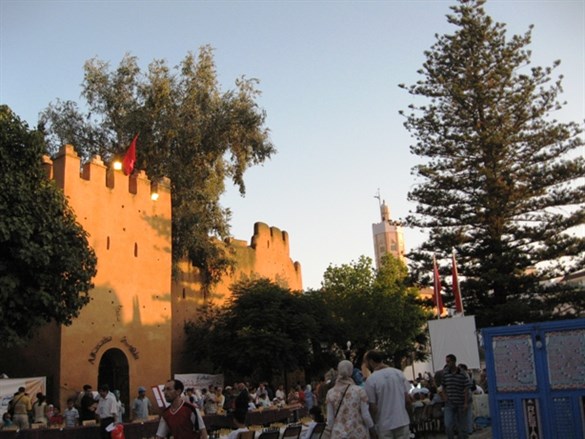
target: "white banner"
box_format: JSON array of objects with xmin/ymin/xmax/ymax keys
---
[
  {"xmin": 428, "ymin": 315, "xmax": 481, "ymax": 370},
  {"xmin": 174, "ymin": 373, "xmax": 224, "ymax": 392},
  {"xmin": 0, "ymin": 377, "xmax": 46, "ymax": 416}
]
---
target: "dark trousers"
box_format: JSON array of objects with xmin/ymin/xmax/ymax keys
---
[{"xmin": 100, "ymin": 416, "xmax": 115, "ymax": 439}]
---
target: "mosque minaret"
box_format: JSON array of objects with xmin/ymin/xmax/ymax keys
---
[{"xmin": 372, "ymin": 195, "xmax": 405, "ymax": 269}]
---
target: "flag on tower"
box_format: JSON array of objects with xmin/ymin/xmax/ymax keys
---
[
  {"xmin": 122, "ymin": 134, "xmax": 138, "ymax": 176},
  {"xmin": 432, "ymin": 255, "xmax": 444, "ymax": 318},
  {"xmin": 452, "ymin": 251, "xmax": 464, "ymax": 314}
]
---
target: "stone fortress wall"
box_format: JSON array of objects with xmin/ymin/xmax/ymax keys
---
[{"xmin": 1, "ymin": 144, "xmax": 302, "ymax": 413}]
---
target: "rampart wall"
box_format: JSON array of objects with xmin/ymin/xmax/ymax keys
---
[
  {"xmin": 2, "ymin": 144, "xmax": 303, "ymax": 409},
  {"xmin": 171, "ymin": 222, "xmax": 303, "ymax": 373},
  {"xmin": 43, "ymin": 144, "xmax": 172, "ymax": 411}
]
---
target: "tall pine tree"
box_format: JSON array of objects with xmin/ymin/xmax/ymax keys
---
[{"xmin": 401, "ymin": 0, "xmax": 584, "ymax": 327}]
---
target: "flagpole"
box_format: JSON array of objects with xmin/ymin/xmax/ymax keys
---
[
  {"xmin": 452, "ymin": 248, "xmax": 464, "ymax": 315},
  {"xmin": 432, "ymin": 254, "xmax": 443, "ymax": 319}
]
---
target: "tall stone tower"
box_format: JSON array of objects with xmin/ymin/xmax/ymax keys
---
[{"xmin": 372, "ymin": 199, "xmax": 405, "ymax": 269}]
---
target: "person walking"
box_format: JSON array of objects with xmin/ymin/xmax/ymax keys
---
[
  {"xmin": 156, "ymin": 379, "xmax": 208, "ymax": 439},
  {"xmin": 132, "ymin": 386, "xmax": 153, "ymax": 421},
  {"xmin": 63, "ymin": 398, "xmax": 80, "ymax": 428},
  {"xmin": 364, "ymin": 350, "xmax": 412, "ymax": 439},
  {"xmin": 326, "ymin": 359, "xmax": 374, "ymax": 439},
  {"xmin": 32, "ymin": 392, "xmax": 48, "ymax": 425},
  {"xmin": 441, "ymin": 354, "xmax": 471, "ymax": 439},
  {"xmin": 79, "ymin": 384, "xmax": 97, "ymax": 422},
  {"xmin": 9, "ymin": 387, "xmax": 32, "ymax": 430},
  {"xmin": 96, "ymin": 384, "xmax": 118, "ymax": 439}
]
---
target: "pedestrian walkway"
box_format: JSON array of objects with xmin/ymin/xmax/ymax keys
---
[{"xmin": 427, "ymin": 426, "xmax": 492, "ymax": 438}]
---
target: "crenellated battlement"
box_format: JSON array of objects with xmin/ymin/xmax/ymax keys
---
[
  {"xmin": 251, "ymin": 221, "xmax": 290, "ymax": 254},
  {"xmin": 42, "ymin": 144, "xmax": 170, "ymax": 201},
  {"xmin": 3, "ymin": 143, "xmax": 304, "ymax": 410}
]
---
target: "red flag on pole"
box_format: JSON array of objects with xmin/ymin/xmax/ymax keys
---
[
  {"xmin": 433, "ymin": 255, "xmax": 444, "ymax": 318},
  {"xmin": 452, "ymin": 251, "xmax": 464, "ymax": 314},
  {"xmin": 122, "ymin": 134, "xmax": 138, "ymax": 176}
]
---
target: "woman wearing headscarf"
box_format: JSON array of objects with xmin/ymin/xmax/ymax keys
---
[{"xmin": 326, "ymin": 360, "xmax": 374, "ymax": 439}]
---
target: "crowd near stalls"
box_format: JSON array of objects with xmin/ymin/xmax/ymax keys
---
[
  {"xmin": 1, "ymin": 356, "xmax": 490, "ymax": 438},
  {"xmin": 2, "ymin": 388, "xmax": 82, "ymax": 431}
]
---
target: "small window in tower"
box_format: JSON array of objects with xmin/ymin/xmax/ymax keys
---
[
  {"xmin": 134, "ymin": 242, "xmax": 138, "ymax": 257},
  {"xmin": 107, "ymin": 236, "xmax": 110, "ymax": 250}
]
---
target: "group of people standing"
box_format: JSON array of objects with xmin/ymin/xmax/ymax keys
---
[
  {"xmin": 3, "ymin": 352, "xmax": 476, "ymax": 439},
  {"xmin": 3, "ymin": 387, "xmax": 78, "ymax": 430},
  {"xmin": 326, "ymin": 350, "xmax": 412, "ymax": 439},
  {"xmin": 2, "ymin": 382, "xmax": 153, "ymax": 438},
  {"xmin": 325, "ymin": 351, "xmax": 475, "ymax": 439},
  {"xmin": 76, "ymin": 383, "xmax": 154, "ymax": 438}
]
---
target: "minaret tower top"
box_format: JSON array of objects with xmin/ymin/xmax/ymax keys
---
[{"xmin": 372, "ymin": 191, "xmax": 405, "ymax": 268}]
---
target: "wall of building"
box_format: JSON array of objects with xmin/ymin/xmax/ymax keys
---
[
  {"xmin": 171, "ymin": 222, "xmax": 302, "ymax": 373},
  {"xmin": 49, "ymin": 145, "xmax": 173, "ymax": 412},
  {"xmin": 1, "ymin": 144, "xmax": 302, "ymax": 411}
]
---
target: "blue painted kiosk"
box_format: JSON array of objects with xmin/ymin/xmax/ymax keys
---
[{"xmin": 482, "ymin": 318, "xmax": 585, "ymax": 438}]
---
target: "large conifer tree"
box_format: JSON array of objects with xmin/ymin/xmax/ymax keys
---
[{"xmin": 401, "ymin": 0, "xmax": 584, "ymax": 327}]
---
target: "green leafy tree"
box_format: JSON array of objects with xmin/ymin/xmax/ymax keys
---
[
  {"xmin": 401, "ymin": 0, "xmax": 584, "ymax": 328},
  {"xmin": 185, "ymin": 278, "xmax": 317, "ymax": 382},
  {"xmin": 0, "ymin": 105, "xmax": 97, "ymax": 347},
  {"xmin": 320, "ymin": 255, "xmax": 430, "ymax": 367},
  {"xmin": 40, "ymin": 46, "xmax": 275, "ymax": 285}
]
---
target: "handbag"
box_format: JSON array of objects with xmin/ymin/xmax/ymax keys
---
[{"xmin": 321, "ymin": 385, "xmax": 351, "ymax": 439}]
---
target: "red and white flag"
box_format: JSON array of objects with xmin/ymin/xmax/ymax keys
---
[
  {"xmin": 122, "ymin": 134, "xmax": 138, "ymax": 176},
  {"xmin": 432, "ymin": 255, "xmax": 444, "ymax": 318},
  {"xmin": 452, "ymin": 251, "xmax": 464, "ymax": 314}
]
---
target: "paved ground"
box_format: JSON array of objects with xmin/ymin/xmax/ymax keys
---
[{"xmin": 420, "ymin": 426, "xmax": 493, "ymax": 438}]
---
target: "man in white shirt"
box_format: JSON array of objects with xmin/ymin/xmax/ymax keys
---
[
  {"xmin": 364, "ymin": 350, "xmax": 412, "ymax": 439},
  {"xmin": 96, "ymin": 384, "xmax": 118, "ymax": 439}
]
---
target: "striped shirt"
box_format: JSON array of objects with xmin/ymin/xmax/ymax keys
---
[{"xmin": 442, "ymin": 367, "xmax": 471, "ymax": 406}]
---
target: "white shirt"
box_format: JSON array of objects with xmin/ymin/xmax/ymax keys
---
[
  {"xmin": 365, "ymin": 367, "xmax": 411, "ymax": 431},
  {"xmin": 96, "ymin": 391, "xmax": 118, "ymax": 421},
  {"xmin": 228, "ymin": 427, "xmax": 249, "ymax": 439}
]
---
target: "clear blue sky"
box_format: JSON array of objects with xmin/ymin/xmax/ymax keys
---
[{"xmin": 1, "ymin": 0, "xmax": 583, "ymax": 290}]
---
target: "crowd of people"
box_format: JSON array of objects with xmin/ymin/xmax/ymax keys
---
[
  {"xmin": 180, "ymin": 382, "xmax": 320, "ymax": 415},
  {"xmin": 2, "ymin": 387, "xmax": 80, "ymax": 430},
  {"xmin": 2, "ymin": 352, "xmax": 487, "ymax": 439},
  {"xmin": 321, "ymin": 351, "xmax": 486, "ymax": 439},
  {"xmin": 2, "ymin": 382, "xmax": 150, "ymax": 437}
]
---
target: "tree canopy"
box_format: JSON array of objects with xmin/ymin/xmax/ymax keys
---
[
  {"xmin": 184, "ymin": 278, "xmax": 317, "ymax": 383},
  {"xmin": 184, "ymin": 256, "xmax": 429, "ymax": 379},
  {"xmin": 401, "ymin": 0, "xmax": 585, "ymax": 327},
  {"xmin": 319, "ymin": 255, "xmax": 430, "ymax": 368},
  {"xmin": 40, "ymin": 46, "xmax": 275, "ymax": 285},
  {"xmin": 0, "ymin": 105, "xmax": 97, "ymax": 347}
]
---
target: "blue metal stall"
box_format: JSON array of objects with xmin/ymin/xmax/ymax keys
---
[{"xmin": 482, "ymin": 319, "xmax": 585, "ymax": 438}]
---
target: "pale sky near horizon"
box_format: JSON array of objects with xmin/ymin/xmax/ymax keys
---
[{"xmin": 1, "ymin": 0, "xmax": 583, "ymax": 290}]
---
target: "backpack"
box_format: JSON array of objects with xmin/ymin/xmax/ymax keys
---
[
  {"xmin": 7, "ymin": 400, "xmax": 14, "ymax": 417},
  {"xmin": 8, "ymin": 394, "xmax": 24, "ymax": 417}
]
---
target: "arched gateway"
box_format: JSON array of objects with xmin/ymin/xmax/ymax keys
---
[{"xmin": 98, "ymin": 348, "xmax": 129, "ymax": 421}]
